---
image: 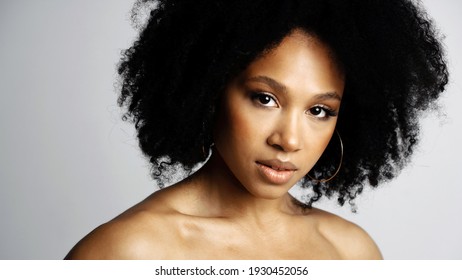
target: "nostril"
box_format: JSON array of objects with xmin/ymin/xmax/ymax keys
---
[{"xmin": 271, "ymin": 143, "xmax": 284, "ymax": 151}]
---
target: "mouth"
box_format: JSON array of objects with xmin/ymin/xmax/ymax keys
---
[
  {"xmin": 256, "ymin": 159, "xmax": 298, "ymax": 171},
  {"xmin": 255, "ymin": 159, "xmax": 297, "ymax": 185}
]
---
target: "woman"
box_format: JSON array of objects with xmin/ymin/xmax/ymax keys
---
[{"xmin": 65, "ymin": 0, "xmax": 448, "ymax": 259}]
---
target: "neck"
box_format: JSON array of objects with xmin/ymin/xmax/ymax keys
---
[{"xmin": 190, "ymin": 151, "xmax": 299, "ymax": 223}]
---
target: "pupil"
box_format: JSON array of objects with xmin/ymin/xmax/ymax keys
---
[
  {"xmin": 259, "ymin": 95, "xmax": 270, "ymax": 104},
  {"xmin": 312, "ymin": 107, "xmax": 321, "ymax": 115}
]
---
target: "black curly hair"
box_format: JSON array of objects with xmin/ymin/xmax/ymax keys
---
[{"xmin": 117, "ymin": 0, "xmax": 448, "ymax": 208}]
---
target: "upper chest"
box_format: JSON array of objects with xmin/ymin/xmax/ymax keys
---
[{"xmin": 157, "ymin": 216, "xmax": 342, "ymax": 259}]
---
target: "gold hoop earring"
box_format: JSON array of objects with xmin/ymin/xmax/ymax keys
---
[{"xmin": 307, "ymin": 130, "xmax": 343, "ymax": 183}]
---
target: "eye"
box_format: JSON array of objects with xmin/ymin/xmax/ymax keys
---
[
  {"xmin": 309, "ymin": 107, "xmax": 327, "ymax": 118},
  {"xmin": 308, "ymin": 105, "xmax": 337, "ymax": 120},
  {"xmin": 251, "ymin": 92, "xmax": 278, "ymax": 108}
]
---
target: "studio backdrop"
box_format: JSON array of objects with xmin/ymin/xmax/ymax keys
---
[{"xmin": 0, "ymin": 0, "xmax": 461, "ymax": 259}]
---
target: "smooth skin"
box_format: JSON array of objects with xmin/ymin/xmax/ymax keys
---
[{"xmin": 66, "ymin": 30, "xmax": 382, "ymax": 260}]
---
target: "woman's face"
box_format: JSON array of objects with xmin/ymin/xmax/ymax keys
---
[{"xmin": 214, "ymin": 30, "xmax": 345, "ymax": 199}]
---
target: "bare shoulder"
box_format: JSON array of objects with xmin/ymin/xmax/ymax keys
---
[
  {"xmin": 64, "ymin": 210, "xmax": 170, "ymax": 259},
  {"xmin": 65, "ymin": 191, "xmax": 182, "ymax": 260},
  {"xmin": 308, "ymin": 208, "xmax": 383, "ymax": 260}
]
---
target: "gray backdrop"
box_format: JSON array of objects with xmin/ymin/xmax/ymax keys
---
[{"xmin": 1, "ymin": 0, "xmax": 461, "ymax": 259}]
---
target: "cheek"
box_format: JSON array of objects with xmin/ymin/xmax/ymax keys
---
[
  {"xmin": 215, "ymin": 103, "xmax": 262, "ymax": 153},
  {"xmin": 300, "ymin": 127, "xmax": 336, "ymax": 168},
  {"xmin": 318, "ymin": 132, "xmax": 333, "ymax": 152}
]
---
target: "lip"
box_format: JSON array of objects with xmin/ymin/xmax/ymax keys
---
[{"xmin": 256, "ymin": 159, "xmax": 298, "ymax": 185}]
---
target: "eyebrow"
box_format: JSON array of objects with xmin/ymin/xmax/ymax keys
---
[
  {"xmin": 245, "ymin": 75, "xmax": 342, "ymax": 101},
  {"xmin": 246, "ymin": 75, "xmax": 288, "ymax": 95},
  {"xmin": 312, "ymin": 92, "xmax": 342, "ymax": 101}
]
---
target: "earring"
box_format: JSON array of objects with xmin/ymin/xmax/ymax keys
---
[
  {"xmin": 307, "ymin": 130, "xmax": 343, "ymax": 183},
  {"xmin": 202, "ymin": 144, "xmax": 209, "ymax": 158},
  {"xmin": 202, "ymin": 142, "xmax": 214, "ymax": 159}
]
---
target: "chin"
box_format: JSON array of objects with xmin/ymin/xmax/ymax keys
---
[{"xmin": 243, "ymin": 182, "xmax": 294, "ymax": 200}]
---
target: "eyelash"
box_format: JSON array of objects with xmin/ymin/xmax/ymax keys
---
[
  {"xmin": 250, "ymin": 92, "xmax": 278, "ymax": 108},
  {"xmin": 308, "ymin": 105, "xmax": 338, "ymax": 120},
  {"xmin": 250, "ymin": 92, "xmax": 338, "ymax": 121}
]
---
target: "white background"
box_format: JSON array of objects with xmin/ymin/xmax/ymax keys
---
[{"xmin": 0, "ymin": 0, "xmax": 461, "ymax": 259}]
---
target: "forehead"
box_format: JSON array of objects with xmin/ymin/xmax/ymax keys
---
[{"xmin": 240, "ymin": 30, "xmax": 345, "ymax": 96}]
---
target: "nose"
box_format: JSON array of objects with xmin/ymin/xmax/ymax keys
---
[{"xmin": 266, "ymin": 112, "xmax": 302, "ymax": 153}]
